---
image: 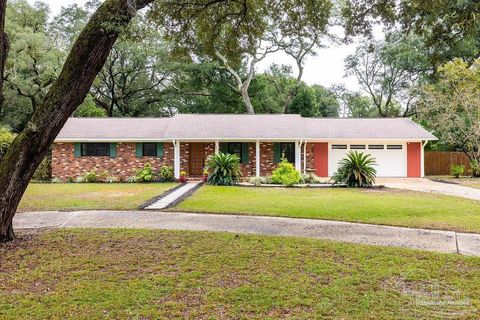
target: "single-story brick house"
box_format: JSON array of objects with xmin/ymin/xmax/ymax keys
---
[{"xmin": 52, "ymin": 114, "xmax": 436, "ymax": 181}]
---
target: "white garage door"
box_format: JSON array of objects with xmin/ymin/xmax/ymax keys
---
[{"xmin": 328, "ymin": 142, "xmax": 407, "ymax": 177}]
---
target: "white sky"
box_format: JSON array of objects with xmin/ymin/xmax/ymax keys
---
[{"xmin": 39, "ymin": 0, "xmax": 368, "ymax": 91}]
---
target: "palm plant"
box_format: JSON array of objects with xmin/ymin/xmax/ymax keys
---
[
  {"xmin": 205, "ymin": 152, "xmax": 242, "ymax": 185},
  {"xmin": 332, "ymin": 151, "xmax": 377, "ymax": 187}
]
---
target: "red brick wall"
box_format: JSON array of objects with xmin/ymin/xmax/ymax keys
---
[
  {"xmin": 301, "ymin": 143, "xmax": 316, "ymax": 174},
  {"xmin": 259, "ymin": 142, "xmax": 276, "ymax": 176},
  {"xmin": 52, "ymin": 142, "xmax": 174, "ymax": 181},
  {"xmin": 52, "ymin": 141, "xmax": 314, "ymax": 180}
]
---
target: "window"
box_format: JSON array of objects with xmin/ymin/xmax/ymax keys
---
[
  {"xmin": 387, "ymin": 145, "xmax": 403, "ymax": 150},
  {"xmin": 227, "ymin": 142, "xmax": 242, "ymax": 162},
  {"xmin": 350, "ymin": 145, "xmax": 365, "ymax": 149},
  {"xmin": 368, "ymin": 145, "xmax": 384, "ymax": 150},
  {"xmin": 81, "ymin": 143, "xmax": 110, "ymax": 156},
  {"xmin": 142, "ymin": 143, "xmax": 157, "ymax": 157},
  {"xmin": 280, "ymin": 142, "xmax": 295, "ymax": 163},
  {"xmin": 331, "ymin": 144, "xmax": 347, "ymax": 149}
]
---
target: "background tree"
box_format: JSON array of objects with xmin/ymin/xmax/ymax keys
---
[
  {"xmin": 344, "ymin": 33, "xmax": 429, "ymax": 117},
  {"xmin": 416, "ymin": 58, "xmax": 480, "ymax": 164},
  {"xmin": 154, "ymin": 0, "xmax": 334, "ymax": 114},
  {"xmin": 342, "ymin": 0, "xmax": 479, "ymax": 68},
  {"xmin": 331, "ymin": 85, "xmax": 376, "ymax": 117},
  {"xmin": 1, "ymin": 0, "xmax": 63, "ymax": 131}
]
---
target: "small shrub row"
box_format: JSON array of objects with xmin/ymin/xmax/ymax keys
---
[{"xmin": 52, "ymin": 164, "xmax": 175, "ymax": 183}]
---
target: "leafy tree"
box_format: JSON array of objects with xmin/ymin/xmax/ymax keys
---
[
  {"xmin": 1, "ymin": 0, "xmax": 63, "ymax": 131},
  {"xmin": 91, "ymin": 16, "xmax": 174, "ymax": 117},
  {"xmin": 345, "ymin": 33, "xmax": 429, "ymax": 117},
  {"xmin": 342, "ymin": 0, "xmax": 480, "ymax": 68},
  {"xmin": 416, "ymin": 58, "xmax": 480, "ymax": 164},
  {"xmin": 331, "ymin": 85, "xmax": 375, "ymax": 118},
  {"xmin": 311, "ymin": 84, "xmax": 339, "ymax": 117},
  {"xmin": 154, "ymin": 0, "xmax": 334, "ymax": 114},
  {"xmin": 73, "ymin": 94, "xmax": 107, "ymax": 117},
  {"xmin": 0, "ymin": 0, "xmax": 156, "ymax": 242}
]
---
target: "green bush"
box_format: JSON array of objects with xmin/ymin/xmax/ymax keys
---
[
  {"xmin": 471, "ymin": 160, "xmax": 480, "ymax": 177},
  {"xmin": 79, "ymin": 170, "xmax": 107, "ymax": 183},
  {"xmin": 159, "ymin": 165, "xmax": 175, "ymax": 182},
  {"xmin": 0, "ymin": 126, "xmax": 16, "ymax": 158},
  {"xmin": 301, "ymin": 172, "xmax": 323, "ymax": 184},
  {"xmin": 271, "ymin": 158, "xmax": 301, "ymax": 187},
  {"xmin": 205, "ymin": 152, "xmax": 242, "ymax": 185},
  {"xmin": 450, "ymin": 164, "xmax": 465, "ymax": 178},
  {"xmin": 33, "ymin": 155, "xmax": 52, "ymax": 181},
  {"xmin": 135, "ymin": 163, "xmax": 155, "ymax": 182},
  {"xmin": 332, "ymin": 151, "xmax": 377, "ymax": 188}
]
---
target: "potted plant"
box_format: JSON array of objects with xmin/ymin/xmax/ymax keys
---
[
  {"xmin": 202, "ymin": 169, "xmax": 209, "ymax": 182},
  {"xmin": 179, "ymin": 170, "xmax": 187, "ymax": 183}
]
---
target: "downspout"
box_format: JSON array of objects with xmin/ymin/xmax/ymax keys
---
[{"xmin": 303, "ymin": 140, "xmax": 307, "ymax": 174}]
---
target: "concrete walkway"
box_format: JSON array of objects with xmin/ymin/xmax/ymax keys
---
[
  {"xmin": 144, "ymin": 181, "xmax": 202, "ymax": 209},
  {"xmin": 377, "ymin": 178, "xmax": 480, "ymax": 201},
  {"xmin": 14, "ymin": 210, "xmax": 480, "ymax": 257}
]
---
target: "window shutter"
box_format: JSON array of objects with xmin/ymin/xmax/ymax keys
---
[
  {"xmin": 273, "ymin": 143, "xmax": 281, "ymax": 163},
  {"xmin": 220, "ymin": 143, "xmax": 228, "ymax": 154},
  {"xmin": 136, "ymin": 143, "xmax": 143, "ymax": 157},
  {"xmin": 74, "ymin": 143, "xmax": 81, "ymax": 158},
  {"xmin": 157, "ymin": 143, "xmax": 164, "ymax": 157},
  {"xmin": 241, "ymin": 143, "xmax": 249, "ymax": 164},
  {"xmin": 109, "ymin": 143, "xmax": 117, "ymax": 158}
]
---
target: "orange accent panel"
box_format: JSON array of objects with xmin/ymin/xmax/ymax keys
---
[
  {"xmin": 314, "ymin": 143, "xmax": 328, "ymax": 177},
  {"xmin": 407, "ymin": 142, "xmax": 421, "ymax": 178}
]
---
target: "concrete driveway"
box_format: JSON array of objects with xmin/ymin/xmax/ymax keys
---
[
  {"xmin": 14, "ymin": 210, "xmax": 480, "ymax": 257},
  {"xmin": 377, "ymin": 178, "xmax": 480, "ymax": 201}
]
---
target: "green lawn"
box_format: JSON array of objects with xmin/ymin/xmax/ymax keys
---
[
  {"xmin": 18, "ymin": 183, "xmax": 177, "ymax": 212},
  {"xmin": 1, "ymin": 229, "xmax": 478, "ymax": 319},
  {"xmin": 176, "ymin": 186, "xmax": 480, "ymax": 233},
  {"xmin": 428, "ymin": 176, "xmax": 480, "ymax": 189}
]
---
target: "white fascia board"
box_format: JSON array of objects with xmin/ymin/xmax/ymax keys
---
[
  {"xmin": 54, "ymin": 137, "xmax": 436, "ymax": 143},
  {"xmin": 54, "ymin": 138, "xmax": 171, "ymax": 142}
]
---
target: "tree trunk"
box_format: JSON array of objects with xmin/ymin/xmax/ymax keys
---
[
  {"xmin": 0, "ymin": 0, "xmax": 8, "ymax": 116},
  {"xmin": 0, "ymin": 0, "xmax": 153, "ymax": 242},
  {"xmin": 240, "ymin": 85, "xmax": 254, "ymax": 114}
]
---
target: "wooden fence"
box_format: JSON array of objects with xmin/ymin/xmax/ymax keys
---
[{"xmin": 424, "ymin": 151, "xmax": 471, "ymax": 176}]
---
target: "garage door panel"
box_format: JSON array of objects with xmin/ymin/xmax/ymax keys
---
[{"xmin": 328, "ymin": 142, "xmax": 407, "ymax": 177}]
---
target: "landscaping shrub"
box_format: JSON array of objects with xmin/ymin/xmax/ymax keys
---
[
  {"xmin": 78, "ymin": 170, "xmax": 107, "ymax": 183},
  {"xmin": 301, "ymin": 172, "xmax": 323, "ymax": 184},
  {"xmin": 248, "ymin": 175, "xmax": 273, "ymax": 186},
  {"xmin": 33, "ymin": 155, "xmax": 52, "ymax": 181},
  {"xmin": 126, "ymin": 175, "xmax": 138, "ymax": 183},
  {"xmin": 135, "ymin": 163, "xmax": 155, "ymax": 182},
  {"xmin": 471, "ymin": 160, "xmax": 480, "ymax": 177},
  {"xmin": 50, "ymin": 177, "xmax": 62, "ymax": 183},
  {"xmin": 159, "ymin": 165, "xmax": 175, "ymax": 182},
  {"xmin": 332, "ymin": 151, "xmax": 377, "ymax": 187},
  {"xmin": 451, "ymin": 164, "xmax": 465, "ymax": 178},
  {"xmin": 205, "ymin": 152, "xmax": 242, "ymax": 185},
  {"xmin": 271, "ymin": 158, "xmax": 301, "ymax": 187}
]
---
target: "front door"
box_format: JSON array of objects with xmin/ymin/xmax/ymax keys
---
[{"xmin": 189, "ymin": 143, "xmax": 206, "ymax": 176}]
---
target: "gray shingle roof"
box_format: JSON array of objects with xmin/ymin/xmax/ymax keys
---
[{"xmin": 55, "ymin": 114, "xmax": 436, "ymax": 141}]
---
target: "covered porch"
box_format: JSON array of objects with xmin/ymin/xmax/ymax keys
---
[{"xmin": 172, "ymin": 140, "xmax": 317, "ymax": 179}]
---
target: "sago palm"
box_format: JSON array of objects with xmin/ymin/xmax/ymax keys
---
[
  {"xmin": 332, "ymin": 151, "xmax": 377, "ymax": 187},
  {"xmin": 205, "ymin": 152, "xmax": 242, "ymax": 185}
]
